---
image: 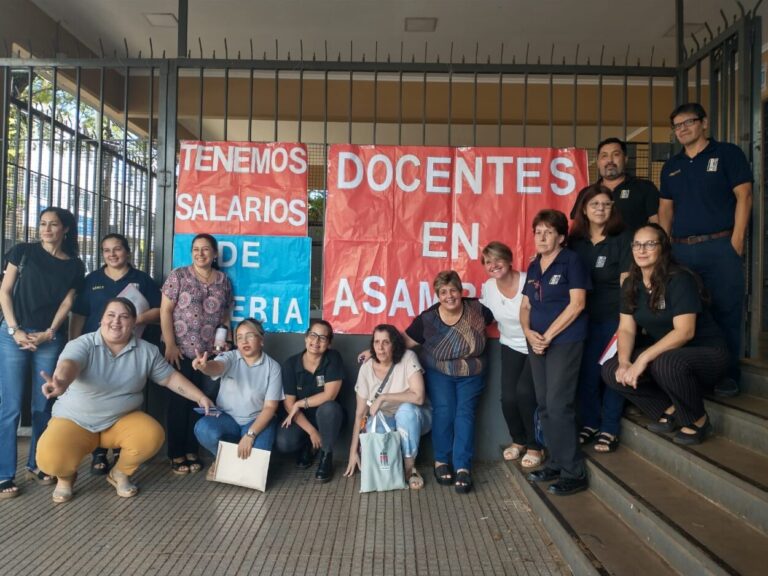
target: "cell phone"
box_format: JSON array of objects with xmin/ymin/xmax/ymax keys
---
[{"xmin": 193, "ymin": 407, "xmax": 222, "ymax": 417}]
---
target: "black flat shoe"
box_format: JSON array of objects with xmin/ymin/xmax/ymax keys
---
[
  {"xmin": 647, "ymin": 413, "xmax": 677, "ymax": 434},
  {"xmin": 673, "ymin": 419, "xmax": 712, "ymax": 446},
  {"xmin": 547, "ymin": 476, "xmax": 588, "ymax": 496},
  {"xmin": 527, "ymin": 467, "xmax": 560, "ymax": 482},
  {"xmin": 296, "ymin": 444, "xmax": 316, "ymax": 469},
  {"xmin": 315, "ymin": 450, "xmax": 333, "ymax": 483},
  {"xmin": 454, "ymin": 470, "xmax": 472, "ymax": 494}
]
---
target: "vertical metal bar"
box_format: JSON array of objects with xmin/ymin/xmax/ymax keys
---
[
  {"xmin": 473, "ymin": 71, "xmax": 478, "ymax": 146},
  {"xmin": 728, "ymin": 40, "xmax": 737, "ymax": 143},
  {"xmin": 121, "ymin": 67, "xmax": 130, "ymax": 236},
  {"xmin": 422, "ymin": 70, "xmax": 427, "ymax": 145},
  {"xmin": 177, "ymin": 0, "xmax": 188, "ymax": 58},
  {"xmin": 572, "ymin": 73, "xmax": 578, "ymax": 146},
  {"xmin": 247, "ymin": 67, "xmax": 254, "ymax": 141},
  {"xmin": 48, "ymin": 68, "xmax": 57, "ymax": 205},
  {"xmin": 298, "ymin": 63, "xmax": 305, "ymax": 143},
  {"xmin": 198, "ymin": 67, "xmax": 204, "ymax": 138},
  {"xmin": 720, "ymin": 44, "xmax": 731, "ymax": 141},
  {"xmin": 675, "ymin": 0, "xmax": 687, "ymax": 105},
  {"xmin": 709, "ymin": 53, "xmax": 719, "ymax": 140},
  {"xmin": 622, "ymin": 70, "xmax": 628, "ymax": 141},
  {"xmin": 323, "ymin": 70, "xmax": 328, "ymax": 146},
  {"xmin": 372, "ymin": 67, "xmax": 378, "ymax": 145},
  {"xmin": 695, "ymin": 59, "xmax": 702, "ymax": 103},
  {"xmin": 397, "ymin": 70, "xmax": 403, "ymax": 145},
  {"xmin": 522, "ymin": 71, "xmax": 528, "ymax": 146},
  {"xmin": 548, "ymin": 72, "xmax": 553, "ymax": 147},
  {"xmin": 648, "ymin": 75, "xmax": 654, "ymax": 180},
  {"xmin": 0, "ymin": 66, "xmax": 9, "ymax": 257},
  {"xmin": 35, "ymin": 90, "xmax": 44, "ymax": 208},
  {"xmin": 223, "ymin": 66, "xmax": 229, "ymax": 140},
  {"xmin": 497, "ymin": 71, "xmax": 503, "ymax": 146},
  {"xmin": 274, "ymin": 68, "xmax": 279, "ymax": 142},
  {"xmin": 143, "ymin": 67, "xmax": 154, "ymax": 273},
  {"xmin": 447, "ymin": 66, "xmax": 453, "ymax": 146},
  {"xmin": 347, "ymin": 68, "xmax": 352, "ymax": 143},
  {"xmin": 94, "ymin": 68, "xmax": 105, "ymax": 260},
  {"xmin": 597, "ymin": 73, "xmax": 603, "ymax": 144},
  {"xmin": 157, "ymin": 61, "xmax": 179, "ymax": 278},
  {"xmin": 23, "ymin": 67, "xmax": 33, "ymax": 240}
]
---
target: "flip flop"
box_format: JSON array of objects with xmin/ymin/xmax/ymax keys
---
[
  {"xmin": 408, "ymin": 469, "xmax": 424, "ymax": 490},
  {"xmin": 0, "ymin": 480, "xmax": 19, "ymax": 500},
  {"xmin": 27, "ymin": 468, "xmax": 56, "ymax": 485},
  {"xmin": 502, "ymin": 444, "xmax": 524, "ymax": 461},
  {"xmin": 91, "ymin": 451, "xmax": 110, "ymax": 476},
  {"xmin": 521, "ymin": 449, "xmax": 544, "ymax": 468}
]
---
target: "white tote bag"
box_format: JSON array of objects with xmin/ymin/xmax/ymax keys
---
[
  {"xmin": 213, "ymin": 441, "xmax": 270, "ymax": 492},
  {"xmin": 359, "ymin": 412, "xmax": 407, "ymax": 493}
]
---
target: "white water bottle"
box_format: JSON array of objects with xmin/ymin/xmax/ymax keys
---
[{"xmin": 213, "ymin": 325, "xmax": 228, "ymax": 353}]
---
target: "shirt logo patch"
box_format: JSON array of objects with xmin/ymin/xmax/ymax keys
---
[
  {"xmin": 619, "ymin": 189, "xmax": 630, "ymax": 199},
  {"xmin": 657, "ymin": 296, "xmax": 666, "ymax": 310},
  {"xmin": 707, "ymin": 158, "xmax": 719, "ymax": 172},
  {"xmin": 315, "ymin": 375, "xmax": 326, "ymax": 387},
  {"xmin": 668, "ymin": 169, "xmax": 681, "ymax": 177},
  {"xmin": 595, "ymin": 256, "xmax": 607, "ymax": 268},
  {"xmin": 548, "ymin": 275, "xmax": 561, "ymax": 285}
]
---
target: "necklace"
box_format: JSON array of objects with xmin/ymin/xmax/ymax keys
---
[{"xmin": 193, "ymin": 266, "xmax": 213, "ymax": 283}]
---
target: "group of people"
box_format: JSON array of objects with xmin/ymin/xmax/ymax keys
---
[{"xmin": 0, "ymin": 101, "xmax": 752, "ymax": 502}]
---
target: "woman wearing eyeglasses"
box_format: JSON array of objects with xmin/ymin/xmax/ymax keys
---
[
  {"xmin": 192, "ymin": 319, "xmax": 282, "ymax": 470},
  {"xmin": 277, "ymin": 319, "xmax": 345, "ymax": 483},
  {"xmin": 601, "ymin": 224, "xmax": 728, "ymax": 445},
  {"xmin": 520, "ymin": 209, "xmax": 591, "ymax": 496},
  {"xmin": 569, "ymin": 185, "xmax": 632, "ymax": 453}
]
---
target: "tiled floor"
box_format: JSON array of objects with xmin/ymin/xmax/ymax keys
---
[{"xmin": 1, "ymin": 440, "xmax": 568, "ymax": 575}]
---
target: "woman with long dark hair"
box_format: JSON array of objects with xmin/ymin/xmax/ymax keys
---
[
  {"xmin": 161, "ymin": 233, "xmax": 233, "ymax": 474},
  {"xmin": 601, "ymin": 224, "xmax": 728, "ymax": 445},
  {"xmin": 569, "ymin": 184, "xmax": 632, "ymax": 453},
  {"xmin": 0, "ymin": 207, "xmax": 85, "ymax": 498}
]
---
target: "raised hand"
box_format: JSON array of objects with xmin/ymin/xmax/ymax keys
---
[
  {"xmin": 191, "ymin": 349, "xmax": 209, "ymax": 373},
  {"xmin": 40, "ymin": 370, "xmax": 68, "ymax": 399}
]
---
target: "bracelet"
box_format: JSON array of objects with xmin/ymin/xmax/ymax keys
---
[
  {"xmin": 304, "ymin": 397, "xmax": 309, "ymax": 410},
  {"xmin": 46, "ymin": 328, "xmax": 56, "ymax": 341}
]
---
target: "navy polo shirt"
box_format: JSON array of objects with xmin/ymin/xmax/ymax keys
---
[
  {"xmin": 570, "ymin": 175, "xmax": 660, "ymax": 232},
  {"xmin": 660, "ymin": 139, "xmax": 752, "ymax": 237},
  {"xmin": 523, "ymin": 248, "xmax": 591, "ymax": 344},
  {"xmin": 282, "ymin": 348, "xmax": 345, "ymax": 400},
  {"xmin": 72, "ymin": 266, "xmax": 162, "ymax": 335},
  {"xmin": 570, "ymin": 230, "xmax": 632, "ymax": 323}
]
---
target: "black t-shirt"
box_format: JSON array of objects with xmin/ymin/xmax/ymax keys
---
[
  {"xmin": 4, "ymin": 242, "xmax": 85, "ymax": 332},
  {"xmin": 282, "ymin": 348, "xmax": 346, "ymax": 400},
  {"xmin": 570, "ymin": 231, "xmax": 632, "ymax": 322},
  {"xmin": 620, "ymin": 269, "xmax": 725, "ymax": 348},
  {"xmin": 570, "ymin": 175, "xmax": 660, "ymax": 232}
]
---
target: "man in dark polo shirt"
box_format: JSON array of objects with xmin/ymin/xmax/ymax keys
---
[
  {"xmin": 570, "ymin": 137, "xmax": 660, "ymax": 232},
  {"xmin": 659, "ymin": 102, "xmax": 753, "ymax": 397}
]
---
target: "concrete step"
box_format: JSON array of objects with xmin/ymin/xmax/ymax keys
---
[
  {"xmin": 740, "ymin": 363, "xmax": 768, "ymax": 398},
  {"xmin": 505, "ymin": 461, "xmax": 677, "ymax": 576},
  {"xmin": 704, "ymin": 394, "xmax": 768, "ymax": 456},
  {"xmin": 620, "ymin": 415, "xmax": 768, "ymax": 535},
  {"xmin": 586, "ymin": 449, "xmax": 768, "ymax": 576}
]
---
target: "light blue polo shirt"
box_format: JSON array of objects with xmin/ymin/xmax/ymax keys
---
[
  {"xmin": 53, "ymin": 331, "xmax": 175, "ymax": 432},
  {"xmin": 213, "ymin": 350, "xmax": 284, "ymax": 425}
]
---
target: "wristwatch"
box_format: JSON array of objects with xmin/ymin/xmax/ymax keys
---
[
  {"xmin": 7, "ymin": 325, "xmax": 18, "ymax": 336},
  {"xmin": 246, "ymin": 430, "xmax": 256, "ymax": 438}
]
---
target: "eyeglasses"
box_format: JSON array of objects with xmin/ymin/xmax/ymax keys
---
[
  {"xmin": 236, "ymin": 332, "xmax": 262, "ymax": 343},
  {"xmin": 631, "ymin": 241, "xmax": 661, "ymax": 252},
  {"xmin": 671, "ymin": 117, "xmax": 701, "ymax": 131},
  {"xmin": 307, "ymin": 332, "xmax": 329, "ymax": 343},
  {"xmin": 587, "ymin": 201, "xmax": 613, "ymax": 210}
]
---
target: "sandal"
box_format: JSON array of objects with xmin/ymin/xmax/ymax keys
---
[
  {"xmin": 52, "ymin": 472, "xmax": 77, "ymax": 504},
  {"xmin": 578, "ymin": 427, "xmax": 599, "ymax": 445},
  {"xmin": 91, "ymin": 451, "xmax": 110, "ymax": 476},
  {"xmin": 206, "ymin": 463, "xmax": 217, "ymax": 482},
  {"xmin": 521, "ymin": 449, "xmax": 544, "ymax": 469},
  {"xmin": 593, "ymin": 432, "xmax": 619, "ymax": 453},
  {"xmin": 647, "ymin": 413, "xmax": 677, "ymax": 434},
  {"xmin": 673, "ymin": 417, "xmax": 711, "ymax": 446},
  {"xmin": 408, "ymin": 469, "xmax": 424, "ymax": 490},
  {"xmin": 170, "ymin": 458, "xmax": 190, "ymax": 475},
  {"xmin": 27, "ymin": 468, "xmax": 56, "ymax": 485},
  {"xmin": 454, "ymin": 469, "xmax": 473, "ymax": 494},
  {"xmin": 502, "ymin": 444, "xmax": 524, "ymax": 461},
  {"xmin": 433, "ymin": 463, "xmax": 454, "ymax": 486},
  {"xmin": 0, "ymin": 479, "xmax": 19, "ymax": 499},
  {"xmin": 185, "ymin": 456, "xmax": 204, "ymax": 474},
  {"xmin": 107, "ymin": 471, "xmax": 138, "ymax": 498}
]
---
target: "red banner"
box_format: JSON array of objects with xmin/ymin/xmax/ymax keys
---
[
  {"xmin": 323, "ymin": 145, "xmax": 588, "ymax": 334},
  {"xmin": 175, "ymin": 141, "xmax": 308, "ymax": 236}
]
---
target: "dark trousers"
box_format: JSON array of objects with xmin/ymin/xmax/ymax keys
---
[
  {"xmin": 672, "ymin": 237, "xmax": 744, "ymax": 381},
  {"xmin": 528, "ymin": 340, "xmax": 585, "ymax": 480},
  {"xmin": 500, "ymin": 346, "xmax": 541, "ymax": 450},
  {"xmin": 165, "ymin": 356, "xmax": 216, "ymax": 459},
  {"xmin": 577, "ymin": 320, "xmax": 625, "ymax": 436},
  {"xmin": 275, "ymin": 401, "xmax": 344, "ymax": 454},
  {"xmin": 601, "ymin": 346, "xmax": 729, "ymax": 426}
]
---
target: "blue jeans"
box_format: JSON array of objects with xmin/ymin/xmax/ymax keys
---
[
  {"xmin": 194, "ymin": 411, "xmax": 277, "ymax": 456},
  {"xmin": 366, "ymin": 403, "xmax": 432, "ymax": 459},
  {"xmin": 0, "ymin": 322, "xmax": 64, "ymax": 481},
  {"xmin": 424, "ymin": 368, "xmax": 485, "ymax": 471},
  {"xmin": 578, "ymin": 320, "xmax": 625, "ymax": 436}
]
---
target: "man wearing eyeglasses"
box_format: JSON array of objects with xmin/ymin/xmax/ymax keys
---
[
  {"xmin": 659, "ymin": 102, "xmax": 753, "ymax": 397},
  {"xmin": 570, "ymin": 137, "xmax": 660, "ymax": 232}
]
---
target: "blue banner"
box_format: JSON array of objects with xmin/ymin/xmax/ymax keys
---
[{"xmin": 173, "ymin": 234, "xmax": 311, "ymax": 333}]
